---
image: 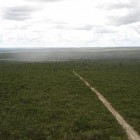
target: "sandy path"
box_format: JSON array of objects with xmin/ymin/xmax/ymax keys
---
[{"xmin": 73, "ymin": 70, "xmax": 140, "ymax": 140}]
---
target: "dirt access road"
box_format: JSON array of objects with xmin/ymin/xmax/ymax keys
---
[{"xmin": 73, "ymin": 70, "xmax": 140, "ymax": 140}]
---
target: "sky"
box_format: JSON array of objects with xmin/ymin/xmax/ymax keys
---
[{"xmin": 0, "ymin": 0, "xmax": 140, "ymax": 48}]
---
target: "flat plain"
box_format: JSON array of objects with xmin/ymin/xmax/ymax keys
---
[
  {"xmin": 0, "ymin": 62, "xmax": 132, "ymax": 140},
  {"xmin": 0, "ymin": 61, "xmax": 140, "ymax": 139}
]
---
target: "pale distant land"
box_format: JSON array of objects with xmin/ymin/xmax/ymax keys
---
[{"xmin": 0, "ymin": 47, "xmax": 140, "ymax": 62}]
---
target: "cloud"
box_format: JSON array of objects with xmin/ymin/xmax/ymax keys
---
[
  {"xmin": 29, "ymin": 0, "xmax": 62, "ymax": 2},
  {"xmin": 133, "ymin": 24, "xmax": 140, "ymax": 34},
  {"xmin": 74, "ymin": 25, "xmax": 93, "ymax": 31},
  {"xmin": 56, "ymin": 24, "xmax": 93, "ymax": 31},
  {"xmin": 108, "ymin": 3, "xmax": 132, "ymax": 9},
  {"xmin": 94, "ymin": 27, "xmax": 117, "ymax": 34},
  {"xmin": 103, "ymin": 2, "xmax": 133, "ymax": 10},
  {"xmin": 99, "ymin": 0, "xmax": 136, "ymax": 10},
  {"xmin": 1, "ymin": 0, "xmax": 140, "ymax": 48},
  {"xmin": 111, "ymin": 9, "xmax": 140, "ymax": 25},
  {"xmin": 107, "ymin": 0, "xmax": 140, "ymax": 25},
  {"xmin": 3, "ymin": 6, "xmax": 38, "ymax": 21}
]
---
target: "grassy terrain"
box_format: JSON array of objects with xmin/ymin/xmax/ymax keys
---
[
  {"xmin": 0, "ymin": 62, "xmax": 127, "ymax": 140},
  {"xmin": 76, "ymin": 61, "xmax": 140, "ymax": 135}
]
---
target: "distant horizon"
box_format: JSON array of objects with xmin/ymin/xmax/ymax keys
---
[
  {"xmin": 0, "ymin": 46, "xmax": 140, "ymax": 62},
  {"xmin": 1, "ymin": 46, "xmax": 140, "ymax": 50}
]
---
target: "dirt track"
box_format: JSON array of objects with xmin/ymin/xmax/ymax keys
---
[{"xmin": 73, "ymin": 70, "xmax": 140, "ymax": 140}]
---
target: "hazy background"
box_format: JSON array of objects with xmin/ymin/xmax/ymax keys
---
[{"xmin": 0, "ymin": 47, "xmax": 140, "ymax": 62}]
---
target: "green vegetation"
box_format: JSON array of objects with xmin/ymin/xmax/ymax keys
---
[
  {"xmin": 1, "ymin": 61, "xmax": 139, "ymax": 140},
  {"xmin": 76, "ymin": 61, "xmax": 140, "ymax": 135},
  {"xmin": 0, "ymin": 62, "xmax": 127, "ymax": 140}
]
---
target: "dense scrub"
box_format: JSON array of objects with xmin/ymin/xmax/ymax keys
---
[
  {"xmin": 0, "ymin": 62, "xmax": 127, "ymax": 140},
  {"xmin": 76, "ymin": 61, "xmax": 140, "ymax": 135}
]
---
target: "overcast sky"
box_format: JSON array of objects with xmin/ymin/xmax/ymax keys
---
[{"xmin": 0, "ymin": 0, "xmax": 140, "ymax": 48}]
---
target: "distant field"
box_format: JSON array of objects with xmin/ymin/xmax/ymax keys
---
[
  {"xmin": 0, "ymin": 61, "xmax": 140, "ymax": 140},
  {"xmin": 0, "ymin": 47, "xmax": 140, "ymax": 62}
]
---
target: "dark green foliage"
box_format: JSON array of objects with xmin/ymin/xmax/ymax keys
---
[
  {"xmin": 0, "ymin": 62, "xmax": 131, "ymax": 140},
  {"xmin": 76, "ymin": 61, "xmax": 140, "ymax": 135}
]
